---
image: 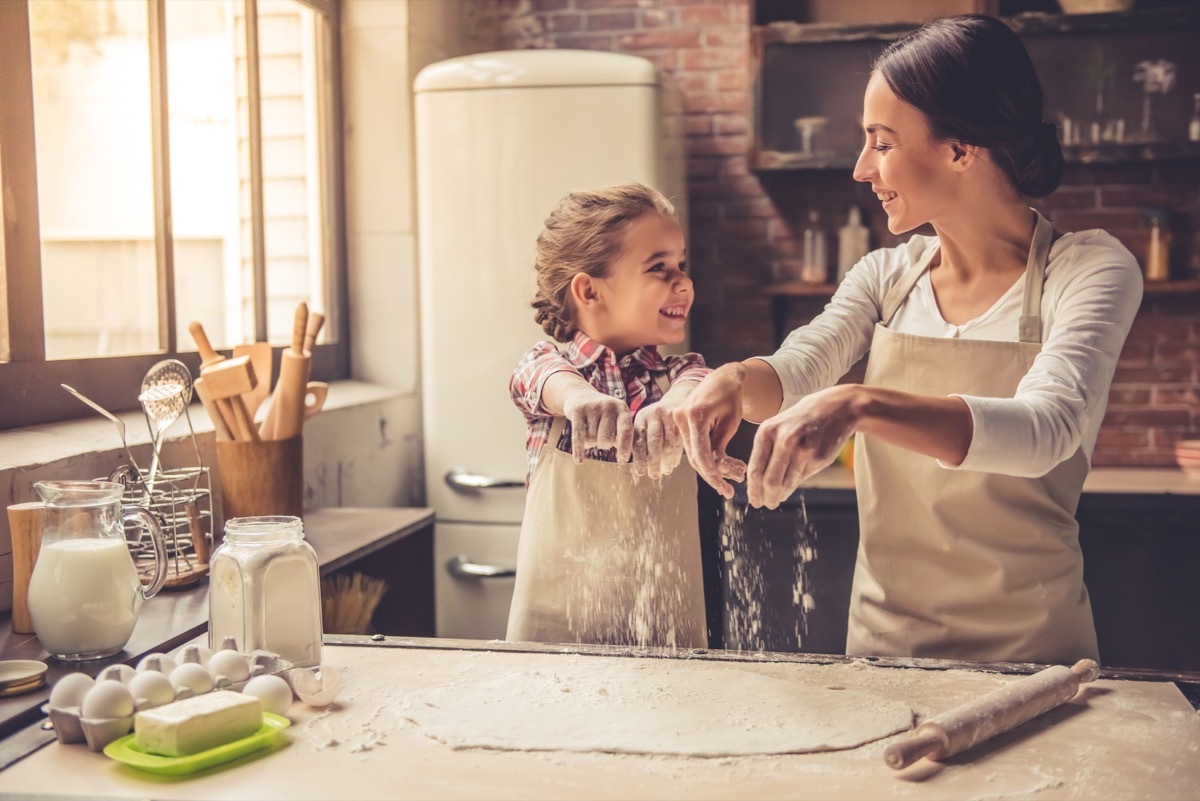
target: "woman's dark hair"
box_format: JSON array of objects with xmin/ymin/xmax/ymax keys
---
[{"xmin": 873, "ymin": 14, "xmax": 1063, "ymax": 198}]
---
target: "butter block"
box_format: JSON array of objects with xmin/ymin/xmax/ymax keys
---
[{"xmin": 134, "ymin": 690, "xmax": 262, "ymax": 756}]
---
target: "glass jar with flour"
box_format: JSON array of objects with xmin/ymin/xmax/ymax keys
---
[{"xmin": 208, "ymin": 515, "xmax": 322, "ymax": 667}]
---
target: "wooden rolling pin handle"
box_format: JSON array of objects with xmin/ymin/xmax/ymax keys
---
[
  {"xmin": 188, "ymin": 321, "xmax": 225, "ymax": 370},
  {"xmin": 883, "ymin": 658, "xmax": 1100, "ymax": 771},
  {"xmin": 884, "ymin": 727, "xmax": 948, "ymax": 770},
  {"xmin": 291, "ymin": 302, "xmax": 308, "ymax": 355},
  {"xmin": 186, "ymin": 501, "xmax": 211, "ymax": 564}
]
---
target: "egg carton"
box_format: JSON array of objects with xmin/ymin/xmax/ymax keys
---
[{"xmin": 43, "ymin": 639, "xmax": 341, "ymax": 752}]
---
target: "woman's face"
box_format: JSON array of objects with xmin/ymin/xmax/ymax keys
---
[{"xmin": 852, "ymin": 73, "xmax": 960, "ymax": 235}]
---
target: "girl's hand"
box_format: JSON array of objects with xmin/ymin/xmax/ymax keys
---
[
  {"xmin": 632, "ymin": 401, "xmax": 684, "ymax": 480},
  {"xmin": 673, "ymin": 364, "xmax": 749, "ymax": 499},
  {"xmin": 561, "ymin": 387, "xmax": 634, "ymax": 464},
  {"xmin": 747, "ymin": 384, "xmax": 860, "ymax": 509}
]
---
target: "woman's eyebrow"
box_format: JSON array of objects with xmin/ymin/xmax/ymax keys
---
[
  {"xmin": 864, "ymin": 123, "xmax": 898, "ymax": 135},
  {"xmin": 642, "ymin": 249, "xmax": 684, "ymax": 263}
]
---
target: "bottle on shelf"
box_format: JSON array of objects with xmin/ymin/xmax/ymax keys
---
[
  {"xmin": 1189, "ymin": 92, "xmax": 1200, "ymax": 143},
  {"xmin": 837, "ymin": 205, "xmax": 870, "ymax": 282},
  {"xmin": 800, "ymin": 209, "xmax": 828, "ymax": 283},
  {"xmin": 1144, "ymin": 208, "xmax": 1172, "ymax": 283}
]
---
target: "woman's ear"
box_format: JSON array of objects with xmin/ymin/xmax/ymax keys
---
[
  {"xmin": 570, "ymin": 273, "xmax": 600, "ymax": 308},
  {"xmin": 948, "ymin": 141, "xmax": 979, "ymax": 171}
]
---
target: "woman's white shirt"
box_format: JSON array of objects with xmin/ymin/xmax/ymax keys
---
[{"xmin": 760, "ymin": 229, "xmax": 1143, "ymax": 477}]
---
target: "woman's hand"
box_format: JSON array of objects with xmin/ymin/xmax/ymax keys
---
[
  {"xmin": 673, "ymin": 364, "xmax": 751, "ymax": 498},
  {"xmin": 747, "ymin": 384, "xmax": 862, "ymax": 509}
]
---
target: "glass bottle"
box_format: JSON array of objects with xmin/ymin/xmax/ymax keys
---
[
  {"xmin": 209, "ymin": 515, "xmax": 323, "ymax": 667},
  {"xmin": 1189, "ymin": 93, "xmax": 1200, "ymax": 143},
  {"xmin": 800, "ymin": 210, "xmax": 828, "ymax": 284},
  {"xmin": 1144, "ymin": 209, "xmax": 1171, "ymax": 283},
  {"xmin": 837, "ymin": 205, "xmax": 870, "ymax": 282}
]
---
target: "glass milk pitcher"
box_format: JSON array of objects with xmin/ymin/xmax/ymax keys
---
[{"xmin": 28, "ymin": 480, "xmax": 167, "ymax": 660}]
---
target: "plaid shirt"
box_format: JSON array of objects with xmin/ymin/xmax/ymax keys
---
[{"xmin": 510, "ymin": 331, "xmax": 710, "ymax": 482}]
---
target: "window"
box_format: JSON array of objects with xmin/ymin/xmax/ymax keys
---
[{"xmin": 0, "ymin": 0, "xmax": 345, "ymax": 430}]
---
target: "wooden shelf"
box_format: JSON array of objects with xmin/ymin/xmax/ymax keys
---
[
  {"xmin": 1144, "ymin": 279, "xmax": 1200, "ymax": 295},
  {"xmin": 763, "ymin": 281, "xmax": 838, "ymax": 297}
]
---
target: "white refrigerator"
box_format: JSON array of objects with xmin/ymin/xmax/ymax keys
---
[{"xmin": 414, "ymin": 49, "xmax": 686, "ymax": 639}]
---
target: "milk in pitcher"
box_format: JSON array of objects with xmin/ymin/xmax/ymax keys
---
[{"xmin": 27, "ymin": 538, "xmax": 141, "ymax": 658}]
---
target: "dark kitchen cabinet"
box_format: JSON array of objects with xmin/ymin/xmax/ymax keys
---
[{"xmin": 701, "ymin": 472, "xmax": 1200, "ymax": 672}]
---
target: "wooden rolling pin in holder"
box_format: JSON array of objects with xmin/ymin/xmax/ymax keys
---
[{"xmin": 884, "ymin": 658, "xmax": 1100, "ymax": 769}]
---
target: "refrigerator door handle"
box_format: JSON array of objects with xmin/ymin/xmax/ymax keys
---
[
  {"xmin": 446, "ymin": 555, "xmax": 516, "ymax": 579},
  {"xmin": 444, "ymin": 468, "xmax": 524, "ymax": 492}
]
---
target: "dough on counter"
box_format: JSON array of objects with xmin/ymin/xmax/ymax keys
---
[{"xmin": 405, "ymin": 658, "xmax": 913, "ymax": 757}]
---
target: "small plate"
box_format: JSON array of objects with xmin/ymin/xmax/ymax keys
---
[{"xmin": 103, "ymin": 712, "xmax": 290, "ymax": 776}]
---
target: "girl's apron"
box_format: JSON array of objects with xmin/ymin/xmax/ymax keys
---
[
  {"xmin": 506, "ymin": 381, "xmax": 708, "ymax": 648},
  {"xmin": 848, "ymin": 211, "xmax": 1100, "ymax": 664}
]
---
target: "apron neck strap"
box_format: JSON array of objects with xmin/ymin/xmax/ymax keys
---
[{"xmin": 879, "ymin": 209, "xmax": 1053, "ymax": 344}]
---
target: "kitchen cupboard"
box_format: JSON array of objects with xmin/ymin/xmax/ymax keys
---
[{"xmin": 699, "ymin": 472, "xmax": 1200, "ymax": 673}]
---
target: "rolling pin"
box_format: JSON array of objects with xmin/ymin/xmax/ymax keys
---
[
  {"xmin": 883, "ymin": 658, "xmax": 1100, "ymax": 770},
  {"xmin": 261, "ymin": 302, "xmax": 310, "ymax": 440}
]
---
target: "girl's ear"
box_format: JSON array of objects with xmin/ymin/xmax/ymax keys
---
[{"xmin": 570, "ymin": 273, "xmax": 600, "ymax": 308}]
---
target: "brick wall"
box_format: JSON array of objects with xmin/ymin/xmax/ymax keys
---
[{"xmin": 479, "ymin": 0, "xmax": 1200, "ymax": 468}]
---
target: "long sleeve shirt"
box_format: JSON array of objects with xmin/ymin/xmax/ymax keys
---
[
  {"xmin": 510, "ymin": 331, "xmax": 710, "ymax": 481},
  {"xmin": 760, "ymin": 228, "xmax": 1143, "ymax": 477}
]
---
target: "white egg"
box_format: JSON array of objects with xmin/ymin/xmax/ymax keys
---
[
  {"xmin": 136, "ymin": 653, "xmax": 177, "ymax": 675},
  {"xmin": 242, "ymin": 675, "xmax": 293, "ymax": 716},
  {"xmin": 169, "ymin": 662, "xmax": 214, "ymax": 695},
  {"xmin": 81, "ymin": 680, "xmax": 135, "ymax": 719},
  {"xmin": 49, "ymin": 672, "xmax": 95, "ymax": 709},
  {"xmin": 207, "ymin": 650, "xmax": 250, "ymax": 683},
  {"xmin": 129, "ymin": 670, "xmax": 176, "ymax": 707}
]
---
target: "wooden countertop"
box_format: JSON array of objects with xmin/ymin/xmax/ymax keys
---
[
  {"xmin": 0, "ymin": 507, "xmax": 433, "ymax": 740},
  {"xmin": 802, "ymin": 464, "xmax": 1200, "ymax": 495},
  {"xmin": 2, "ymin": 638, "xmax": 1198, "ymax": 800}
]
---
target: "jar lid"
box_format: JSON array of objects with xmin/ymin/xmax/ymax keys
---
[{"xmin": 0, "ymin": 660, "xmax": 48, "ymax": 697}]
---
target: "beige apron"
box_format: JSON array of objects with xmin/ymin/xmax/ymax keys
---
[
  {"xmin": 848, "ymin": 211, "xmax": 1100, "ymax": 664},
  {"xmin": 506, "ymin": 383, "xmax": 708, "ymax": 648}
]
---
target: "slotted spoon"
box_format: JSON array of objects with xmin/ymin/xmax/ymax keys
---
[{"xmin": 139, "ymin": 360, "xmax": 192, "ymax": 490}]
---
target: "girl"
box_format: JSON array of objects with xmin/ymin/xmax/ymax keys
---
[
  {"xmin": 506, "ymin": 183, "xmax": 743, "ymax": 648},
  {"xmin": 675, "ymin": 15, "xmax": 1142, "ymax": 664}
]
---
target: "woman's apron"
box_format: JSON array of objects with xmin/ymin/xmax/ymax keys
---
[
  {"xmin": 506, "ymin": 381, "xmax": 708, "ymax": 648},
  {"xmin": 848, "ymin": 211, "xmax": 1100, "ymax": 664}
]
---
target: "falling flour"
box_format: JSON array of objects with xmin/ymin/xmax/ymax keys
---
[{"xmin": 721, "ymin": 495, "xmax": 818, "ymax": 652}]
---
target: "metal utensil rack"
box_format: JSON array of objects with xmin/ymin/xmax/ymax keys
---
[{"xmin": 120, "ymin": 466, "xmax": 213, "ymax": 589}]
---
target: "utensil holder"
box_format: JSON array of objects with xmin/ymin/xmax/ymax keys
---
[
  {"xmin": 116, "ymin": 466, "xmax": 214, "ymax": 590},
  {"xmin": 214, "ymin": 437, "xmax": 303, "ymax": 533}
]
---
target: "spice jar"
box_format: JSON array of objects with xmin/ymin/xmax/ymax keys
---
[
  {"xmin": 1144, "ymin": 208, "xmax": 1172, "ymax": 282},
  {"xmin": 209, "ymin": 516, "xmax": 323, "ymax": 667}
]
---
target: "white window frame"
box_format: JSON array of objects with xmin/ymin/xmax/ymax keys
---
[{"xmin": 0, "ymin": 0, "xmax": 347, "ymax": 430}]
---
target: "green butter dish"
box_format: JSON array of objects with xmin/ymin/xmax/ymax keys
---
[{"xmin": 103, "ymin": 712, "xmax": 291, "ymax": 775}]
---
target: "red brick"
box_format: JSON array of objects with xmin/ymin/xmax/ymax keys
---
[
  {"xmin": 702, "ymin": 28, "xmax": 748, "ymax": 49},
  {"xmin": 1106, "ymin": 388, "xmax": 1152, "ymax": 406},
  {"xmin": 724, "ymin": 197, "xmax": 778, "ymax": 219},
  {"xmin": 575, "ymin": 0, "xmax": 638, "ymax": 7},
  {"xmin": 683, "ymin": 91, "xmax": 747, "ymax": 115},
  {"xmin": 687, "ymin": 155, "xmax": 720, "ymax": 176},
  {"xmin": 1092, "ymin": 449, "xmax": 1175, "ymax": 468},
  {"xmin": 680, "ymin": 5, "xmax": 728, "ymax": 25},
  {"xmin": 715, "ymin": 68, "xmax": 746, "ymax": 91},
  {"xmin": 1114, "ymin": 366, "xmax": 1193, "ymax": 383},
  {"xmin": 534, "ymin": 0, "xmax": 571, "ymax": 9},
  {"xmin": 554, "ymin": 34, "xmax": 615, "ymax": 50},
  {"xmin": 718, "ymin": 218, "xmax": 769, "ymax": 239},
  {"xmin": 616, "ymin": 31, "xmax": 701, "ymax": 50},
  {"xmin": 585, "ymin": 11, "xmax": 636, "ymax": 31},
  {"xmin": 713, "ymin": 113, "xmax": 748, "ymax": 136},
  {"xmin": 639, "ymin": 8, "xmax": 673, "ymax": 28},
  {"xmin": 684, "ymin": 114, "xmax": 714, "ymax": 136},
  {"xmin": 682, "ymin": 48, "xmax": 744, "ymax": 71},
  {"xmin": 1154, "ymin": 387, "xmax": 1200, "ymax": 406},
  {"xmin": 1115, "ymin": 340, "xmax": 1152, "ymax": 365},
  {"xmin": 1156, "ymin": 342, "xmax": 1200, "ymax": 363},
  {"xmin": 1102, "ymin": 186, "xmax": 1199, "ymax": 209},
  {"xmin": 1035, "ymin": 187, "xmax": 1097, "ymax": 210},
  {"xmin": 1096, "ymin": 427, "xmax": 1151, "ymax": 448},
  {"xmin": 1101, "ymin": 409, "xmax": 1192, "ymax": 427},
  {"xmin": 673, "ymin": 72, "xmax": 712, "ymax": 94},
  {"xmin": 544, "ymin": 13, "xmax": 582, "ymax": 33},
  {"xmin": 688, "ymin": 135, "xmax": 748, "ymax": 157}
]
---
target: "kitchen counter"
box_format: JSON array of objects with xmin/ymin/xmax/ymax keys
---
[
  {"xmin": 0, "ymin": 507, "xmax": 434, "ymax": 741},
  {"xmin": 801, "ymin": 464, "xmax": 1200, "ymax": 495},
  {"xmin": 1, "ymin": 637, "xmax": 1198, "ymax": 800}
]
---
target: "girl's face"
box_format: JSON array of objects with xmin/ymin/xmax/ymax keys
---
[
  {"xmin": 852, "ymin": 73, "xmax": 961, "ymax": 235},
  {"xmin": 589, "ymin": 211, "xmax": 691, "ymax": 354}
]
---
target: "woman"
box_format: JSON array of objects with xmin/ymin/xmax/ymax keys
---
[{"xmin": 675, "ymin": 15, "xmax": 1142, "ymax": 664}]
